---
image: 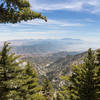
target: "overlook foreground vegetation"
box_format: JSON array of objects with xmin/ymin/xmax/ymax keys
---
[
  {"xmin": 0, "ymin": 42, "xmax": 100, "ymax": 100},
  {"xmin": 0, "ymin": 0, "xmax": 100, "ymax": 99}
]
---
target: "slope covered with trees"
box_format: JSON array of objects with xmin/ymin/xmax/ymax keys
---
[
  {"xmin": 57, "ymin": 49, "xmax": 100, "ymax": 100},
  {"xmin": 0, "ymin": 42, "xmax": 99, "ymax": 100},
  {"xmin": 0, "ymin": 42, "xmax": 45, "ymax": 100}
]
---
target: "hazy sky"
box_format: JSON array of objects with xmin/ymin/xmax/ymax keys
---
[{"xmin": 0, "ymin": 0, "xmax": 100, "ymax": 48}]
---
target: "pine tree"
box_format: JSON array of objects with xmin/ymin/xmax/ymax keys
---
[
  {"xmin": 19, "ymin": 62, "xmax": 45, "ymax": 100},
  {"xmin": 0, "ymin": 42, "xmax": 24, "ymax": 100},
  {"xmin": 95, "ymin": 49, "xmax": 100, "ymax": 100},
  {"xmin": 56, "ymin": 85, "xmax": 69, "ymax": 100},
  {"xmin": 56, "ymin": 92, "xmax": 65, "ymax": 100},
  {"xmin": 0, "ymin": 0, "xmax": 47, "ymax": 23},
  {"xmin": 42, "ymin": 77, "xmax": 54, "ymax": 100},
  {"xmin": 56, "ymin": 75, "xmax": 74, "ymax": 100},
  {"xmin": 68, "ymin": 48, "xmax": 97, "ymax": 100},
  {"xmin": 96, "ymin": 67, "xmax": 100, "ymax": 100},
  {"xmin": 95, "ymin": 49, "xmax": 100, "ymax": 65}
]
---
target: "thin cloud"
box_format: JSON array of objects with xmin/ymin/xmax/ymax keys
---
[
  {"xmin": 14, "ymin": 29, "xmax": 75, "ymax": 34},
  {"xmin": 30, "ymin": 0, "xmax": 83, "ymax": 11},
  {"xmin": 23, "ymin": 19, "xmax": 84, "ymax": 27},
  {"xmin": 30, "ymin": 0, "xmax": 100, "ymax": 13}
]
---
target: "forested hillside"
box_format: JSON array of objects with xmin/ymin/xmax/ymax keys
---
[{"xmin": 0, "ymin": 42, "xmax": 99, "ymax": 100}]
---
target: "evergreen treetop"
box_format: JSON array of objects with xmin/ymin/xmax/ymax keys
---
[
  {"xmin": 0, "ymin": 42, "xmax": 24, "ymax": 99},
  {"xmin": 19, "ymin": 62, "xmax": 45, "ymax": 100},
  {"xmin": 57, "ymin": 48, "xmax": 99, "ymax": 100}
]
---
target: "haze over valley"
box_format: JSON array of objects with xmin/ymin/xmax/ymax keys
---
[{"xmin": 0, "ymin": 38, "xmax": 88, "ymax": 85}]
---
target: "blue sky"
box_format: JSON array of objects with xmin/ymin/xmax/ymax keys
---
[{"xmin": 0, "ymin": 0, "xmax": 100, "ymax": 49}]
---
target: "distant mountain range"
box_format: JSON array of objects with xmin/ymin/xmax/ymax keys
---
[
  {"xmin": 2, "ymin": 38, "xmax": 84, "ymax": 55},
  {"xmin": 8, "ymin": 38, "xmax": 83, "ymax": 46}
]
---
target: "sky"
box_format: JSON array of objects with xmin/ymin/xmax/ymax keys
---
[{"xmin": 0, "ymin": 0, "xmax": 100, "ymax": 49}]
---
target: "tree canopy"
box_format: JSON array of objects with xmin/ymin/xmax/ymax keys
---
[
  {"xmin": 57, "ymin": 48, "xmax": 99, "ymax": 100},
  {"xmin": 42, "ymin": 77, "xmax": 54, "ymax": 100},
  {"xmin": 0, "ymin": 42, "xmax": 46, "ymax": 100},
  {"xmin": 0, "ymin": 0, "xmax": 47, "ymax": 23},
  {"xmin": 0, "ymin": 42, "xmax": 24, "ymax": 99}
]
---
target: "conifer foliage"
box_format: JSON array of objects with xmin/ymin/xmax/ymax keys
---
[
  {"xmin": 56, "ymin": 85, "xmax": 69, "ymax": 100},
  {"xmin": 0, "ymin": 42, "xmax": 23, "ymax": 99},
  {"xmin": 95, "ymin": 49, "xmax": 100, "ymax": 99},
  {"xmin": 0, "ymin": 0, "xmax": 47, "ymax": 23},
  {"xmin": 69, "ymin": 48, "xmax": 97, "ymax": 100},
  {"xmin": 0, "ymin": 42, "xmax": 45, "ymax": 100},
  {"xmin": 58, "ymin": 48, "xmax": 99, "ymax": 100},
  {"xmin": 20, "ymin": 62, "xmax": 45, "ymax": 100},
  {"xmin": 42, "ymin": 77, "xmax": 54, "ymax": 100},
  {"xmin": 79, "ymin": 48, "xmax": 97, "ymax": 100}
]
